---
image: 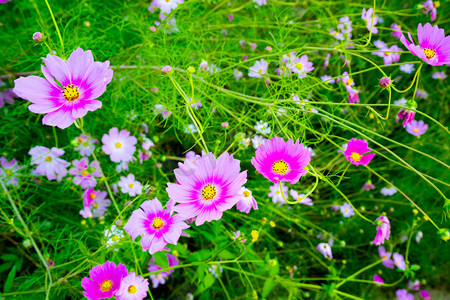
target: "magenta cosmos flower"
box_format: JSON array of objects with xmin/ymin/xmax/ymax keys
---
[
  {"xmin": 406, "ymin": 120, "xmax": 428, "ymax": 136},
  {"xmin": 400, "ymin": 23, "xmax": 450, "ymax": 66},
  {"xmin": 29, "ymin": 146, "xmax": 69, "ymax": 181},
  {"xmin": 115, "ymin": 272, "xmax": 149, "ymax": 300},
  {"xmin": 251, "ymin": 136, "xmax": 311, "ymax": 184},
  {"xmin": 13, "ymin": 48, "xmax": 113, "ymax": 129},
  {"xmin": 69, "ymin": 157, "xmax": 101, "ymax": 189},
  {"xmin": 167, "ymin": 151, "xmax": 247, "ymax": 226},
  {"xmin": 81, "ymin": 261, "xmax": 128, "ymax": 300},
  {"xmin": 124, "ymin": 198, "xmax": 189, "ymax": 254},
  {"xmin": 373, "ymin": 274, "xmax": 384, "ymax": 285},
  {"xmin": 373, "ymin": 216, "xmax": 390, "ymax": 245},
  {"xmin": 344, "ymin": 138, "xmax": 375, "ymax": 166},
  {"xmin": 102, "ymin": 128, "xmax": 137, "ymax": 163}
]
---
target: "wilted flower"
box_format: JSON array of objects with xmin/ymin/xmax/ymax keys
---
[{"xmin": 372, "ymin": 216, "xmax": 390, "ymax": 245}]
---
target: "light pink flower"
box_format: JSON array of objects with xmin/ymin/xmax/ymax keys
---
[
  {"xmin": 378, "ymin": 246, "xmax": 394, "ymax": 269},
  {"xmin": 393, "ymin": 252, "xmax": 405, "ymax": 270},
  {"xmin": 118, "ymin": 174, "xmax": 142, "ymax": 197},
  {"xmin": 74, "ymin": 135, "xmax": 98, "ymax": 156},
  {"xmin": 290, "ymin": 189, "xmax": 313, "ymax": 205},
  {"xmin": 102, "ymin": 128, "xmax": 137, "ymax": 163},
  {"xmin": 248, "ymin": 59, "xmax": 268, "ymax": 78},
  {"xmin": 69, "ymin": 157, "xmax": 101, "ymax": 189},
  {"xmin": 361, "ymin": 8, "xmax": 378, "ymax": 34},
  {"xmin": 372, "ymin": 216, "xmax": 390, "ymax": 245},
  {"xmin": 29, "ymin": 146, "xmax": 69, "ymax": 181},
  {"xmin": 0, "ymin": 156, "xmax": 22, "ymax": 186},
  {"xmin": 116, "ymin": 272, "xmax": 149, "ymax": 300},
  {"xmin": 80, "ymin": 188, "xmax": 111, "ymax": 218},
  {"xmin": 316, "ymin": 243, "xmax": 332, "ymax": 259},
  {"xmin": 405, "ymin": 120, "xmax": 428, "ymax": 136},
  {"xmin": 236, "ymin": 187, "xmax": 258, "ymax": 213}
]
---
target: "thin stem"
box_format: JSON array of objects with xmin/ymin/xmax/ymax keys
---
[{"xmin": 44, "ymin": 0, "xmax": 64, "ymax": 55}]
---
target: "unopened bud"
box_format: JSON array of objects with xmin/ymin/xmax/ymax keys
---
[
  {"xmin": 161, "ymin": 65, "xmax": 172, "ymax": 75},
  {"xmin": 379, "ymin": 77, "xmax": 391, "ymax": 88},
  {"xmin": 187, "ymin": 66, "xmax": 195, "ymax": 74},
  {"xmin": 33, "ymin": 32, "xmax": 43, "ymax": 42}
]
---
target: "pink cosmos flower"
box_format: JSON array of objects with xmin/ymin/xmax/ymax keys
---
[
  {"xmin": 290, "ymin": 189, "xmax": 313, "ymax": 205},
  {"xmin": 269, "ymin": 182, "xmax": 289, "ymax": 205},
  {"xmin": 248, "ymin": 59, "xmax": 268, "ymax": 78},
  {"xmin": 0, "ymin": 85, "xmax": 16, "ymax": 107},
  {"xmin": 118, "ymin": 174, "xmax": 142, "ymax": 197},
  {"xmin": 80, "ymin": 188, "xmax": 111, "ymax": 218},
  {"xmin": 400, "ymin": 23, "xmax": 450, "ymax": 65},
  {"xmin": 151, "ymin": 0, "xmax": 183, "ymax": 14},
  {"xmin": 115, "ymin": 272, "xmax": 149, "ymax": 300},
  {"xmin": 234, "ymin": 69, "xmax": 243, "ymax": 81},
  {"xmin": 81, "ymin": 261, "xmax": 128, "ymax": 300},
  {"xmin": 102, "ymin": 128, "xmax": 137, "ymax": 163},
  {"xmin": 408, "ymin": 279, "xmax": 421, "ymax": 291},
  {"xmin": 148, "ymin": 253, "xmax": 179, "ymax": 288},
  {"xmin": 316, "ymin": 243, "xmax": 332, "ymax": 259},
  {"xmin": 74, "ymin": 135, "xmax": 98, "ymax": 156},
  {"xmin": 167, "ymin": 151, "xmax": 247, "ymax": 226},
  {"xmin": 290, "ymin": 54, "xmax": 314, "ymax": 78},
  {"xmin": 254, "ymin": 0, "xmax": 267, "ymax": 6},
  {"xmin": 347, "ymin": 87, "xmax": 360, "ymax": 104},
  {"xmin": 419, "ymin": 290, "xmax": 431, "ymax": 300},
  {"xmin": 423, "ymin": 1, "xmax": 438, "ymax": 21},
  {"xmin": 29, "ymin": 146, "xmax": 69, "ymax": 181},
  {"xmin": 393, "ymin": 252, "xmax": 405, "ymax": 270},
  {"xmin": 124, "ymin": 198, "xmax": 189, "ymax": 254},
  {"xmin": 344, "ymin": 139, "xmax": 375, "ymax": 166},
  {"xmin": 361, "ymin": 8, "xmax": 378, "ymax": 34},
  {"xmin": 13, "ymin": 48, "xmax": 113, "ymax": 129},
  {"xmin": 398, "ymin": 108, "xmax": 416, "ymax": 127},
  {"xmin": 396, "ymin": 289, "xmax": 413, "ymax": 300},
  {"xmin": 323, "ymin": 53, "xmax": 331, "ymax": 69},
  {"xmin": 236, "ymin": 187, "xmax": 258, "ymax": 213},
  {"xmin": 0, "ymin": 156, "xmax": 22, "ymax": 186},
  {"xmin": 372, "ymin": 216, "xmax": 390, "ymax": 245},
  {"xmin": 69, "ymin": 157, "xmax": 101, "ymax": 189},
  {"xmin": 373, "ymin": 274, "xmax": 384, "ymax": 285},
  {"xmin": 362, "ymin": 181, "xmax": 375, "ymax": 191},
  {"xmin": 378, "ymin": 246, "xmax": 394, "ymax": 269},
  {"xmin": 406, "ymin": 120, "xmax": 428, "ymax": 136},
  {"xmin": 391, "ymin": 23, "xmax": 403, "ymax": 39},
  {"xmin": 154, "ymin": 104, "xmax": 172, "ymax": 119},
  {"xmin": 432, "ymin": 71, "xmax": 446, "ymax": 79},
  {"xmin": 380, "ymin": 183, "xmax": 397, "ymax": 196},
  {"xmin": 251, "ymin": 136, "xmax": 311, "ymax": 184},
  {"xmin": 372, "ymin": 43, "xmax": 401, "ymax": 65},
  {"xmin": 340, "ymin": 203, "xmax": 354, "ymax": 217}
]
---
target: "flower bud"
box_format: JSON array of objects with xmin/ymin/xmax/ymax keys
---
[
  {"xmin": 379, "ymin": 76, "xmax": 391, "ymax": 88},
  {"xmin": 33, "ymin": 32, "xmax": 43, "ymax": 42},
  {"xmin": 161, "ymin": 65, "xmax": 172, "ymax": 75},
  {"xmin": 187, "ymin": 66, "xmax": 195, "ymax": 74}
]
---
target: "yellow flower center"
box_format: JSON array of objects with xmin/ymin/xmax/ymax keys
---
[
  {"xmin": 62, "ymin": 84, "xmax": 79, "ymax": 101},
  {"xmin": 384, "ymin": 52, "xmax": 390, "ymax": 56},
  {"xmin": 272, "ymin": 160, "xmax": 289, "ymax": 175},
  {"xmin": 424, "ymin": 48, "xmax": 436, "ymax": 59},
  {"xmin": 77, "ymin": 138, "xmax": 83, "ymax": 144},
  {"xmin": 276, "ymin": 191, "xmax": 280, "ymax": 194},
  {"xmin": 413, "ymin": 128, "xmax": 419, "ymax": 133},
  {"xmin": 112, "ymin": 235, "xmax": 119, "ymax": 242},
  {"xmin": 166, "ymin": 0, "xmax": 170, "ymax": 2},
  {"xmin": 100, "ymin": 280, "xmax": 113, "ymax": 292},
  {"xmin": 258, "ymin": 69, "xmax": 263, "ymax": 74},
  {"xmin": 382, "ymin": 255, "xmax": 387, "ymax": 259},
  {"xmin": 295, "ymin": 63, "xmax": 303, "ymax": 70},
  {"xmin": 152, "ymin": 217, "xmax": 164, "ymax": 229},
  {"xmin": 115, "ymin": 142, "xmax": 122, "ymax": 148},
  {"xmin": 82, "ymin": 141, "xmax": 89, "ymax": 147},
  {"xmin": 201, "ymin": 184, "xmax": 217, "ymax": 200},
  {"xmin": 129, "ymin": 183, "xmax": 134, "ymax": 188},
  {"xmin": 82, "ymin": 170, "xmax": 89, "ymax": 176},
  {"xmin": 346, "ymin": 78, "xmax": 353, "ymax": 86},
  {"xmin": 324, "ymin": 245, "xmax": 327, "ymax": 248},
  {"xmin": 350, "ymin": 152, "xmax": 361, "ymax": 162},
  {"xmin": 89, "ymin": 193, "xmax": 96, "ymax": 200},
  {"xmin": 93, "ymin": 202, "xmax": 99, "ymax": 208},
  {"xmin": 433, "ymin": 1, "xmax": 440, "ymax": 8},
  {"xmin": 5, "ymin": 169, "xmax": 12, "ymax": 176},
  {"xmin": 243, "ymin": 191, "xmax": 250, "ymax": 197},
  {"xmin": 45, "ymin": 156, "xmax": 52, "ymax": 162},
  {"xmin": 128, "ymin": 285, "xmax": 137, "ymax": 294}
]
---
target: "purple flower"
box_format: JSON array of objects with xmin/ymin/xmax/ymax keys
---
[
  {"xmin": 406, "ymin": 120, "xmax": 428, "ymax": 136},
  {"xmin": 13, "ymin": 48, "xmax": 113, "ymax": 129},
  {"xmin": 124, "ymin": 198, "xmax": 189, "ymax": 254},
  {"xmin": 344, "ymin": 138, "xmax": 375, "ymax": 166},
  {"xmin": 378, "ymin": 246, "xmax": 395, "ymax": 269},
  {"xmin": 316, "ymin": 243, "xmax": 332, "ymax": 259},
  {"xmin": 391, "ymin": 23, "xmax": 403, "ymax": 39},
  {"xmin": 290, "ymin": 189, "xmax": 313, "ymax": 205},
  {"xmin": 373, "ymin": 274, "xmax": 384, "ymax": 285},
  {"xmin": 167, "ymin": 152, "xmax": 247, "ymax": 226},
  {"xmin": 362, "ymin": 181, "xmax": 375, "ymax": 191},
  {"xmin": 236, "ymin": 187, "xmax": 258, "ymax": 214},
  {"xmin": 102, "ymin": 128, "xmax": 137, "ymax": 163},
  {"xmin": 116, "ymin": 272, "xmax": 149, "ymax": 300},
  {"xmin": 372, "ymin": 44, "xmax": 401, "ymax": 65},
  {"xmin": 29, "ymin": 146, "xmax": 69, "ymax": 181},
  {"xmin": 80, "ymin": 188, "xmax": 111, "ymax": 218},
  {"xmin": 372, "ymin": 216, "xmax": 390, "ymax": 245},
  {"xmin": 151, "ymin": 0, "xmax": 183, "ymax": 14},
  {"xmin": 432, "ymin": 71, "xmax": 446, "ymax": 79},
  {"xmin": 148, "ymin": 253, "xmax": 179, "ymax": 288},
  {"xmin": 408, "ymin": 279, "xmax": 421, "ymax": 291},
  {"xmin": 340, "ymin": 203, "xmax": 354, "ymax": 217},
  {"xmin": 381, "ymin": 183, "xmax": 397, "ymax": 196},
  {"xmin": 0, "ymin": 87, "xmax": 16, "ymax": 107},
  {"xmin": 81, "ymin": 261, "xmax": 128, "ymax": 300},
  {"xmin": 234, "ymin": 69, "xmax": 243, "ymax": 81},
  {"xmin": 361, "ymin": 8, "xmax": 378, "ymax": 34},
  {"xmin": 248, "ymin": 59, "xmax": 268, "ymax": 78},
  {"xmin": 0, "ymin": 156, "xmax": 22, "ymax": 186},
  {"xmin": 416, "ymin": 89, "xmax": 429, "ymax": 99},
  {"xmin": 118, "ymin": 174, "xmax": 142, "ymax": 197},
  {"xmin": 69, "ymin": 157, "xmax": 101, "ymax": 189},
  {"xmin": 423, "ymin": 1, "xmax": 438, "ymax": 22},
  {"xmin": 393, "ymin": 252, "xmax": 406, "ymax": 270},
  {"xmin": 269, "ymin": 182, "xmax": 289, "ymax": 205},
  {"xmin": 154, "ymin": 104, "xmax": 172, "ymax": 119},
  {"xmin": 74, "ymin": 135, "xmax": 98, "ymax": 156},
  {"xmin": 399, "ymin": 64, "xmax": 415, "ymax": 74},
  {"xmin": 396, "ymin": 289, "xmax": 413, "ymax": 300},
  {"xmin": 251, "ymin": 136, "xmax": 311, "ymax": 184},
  {"xmin": 400, "ymin": 23, "xmax": 450, "ymax": 65},
  {"xmin": 290, "ymin": 54, "xmax": 315, "ymax": 78},
  {"xmin": 398, "ymin": 108, "xmax": 416, "ymax": 127},
  {"xmin": 419, "ymin": 290, "xmax": 431, "ymax": 300}
]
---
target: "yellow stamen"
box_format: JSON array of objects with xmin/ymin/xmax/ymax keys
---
[
  {"xmin": 115, "ymin": 142, "xmax": 122, "ymax": 148},
  {"xmin": 243, "ymin": 191, "xmax": 250, "ymax": 197},
  {"xmin": 82, "ymin": 170, "xmax": 89, "ymax": 176},
  {"xmin": 272, "ymin": 160, "xmax": 289, "ymax": 175},
  {"xmin": 424, "ymin": 48, "xmax": 436, "ymax": 59},
  {"xmin": 45, "ymin": 156, "xmax": 52, "ymax": 162},
  {"xmin": 350, "ymin": 152, "xmax": 361, "ymax": 162},
  {"xmin": 413, "ymin": 128, "xmax": 419, "ymax": 133},
  {"xmin": 5, "ymin": 169, "xmax": 12, "ymax": 176},
  {"xmin": 295, "ymin": 63, "xmax": 303, "ymax": 70},
  {"xmin": 129, "ymin": 183, "xmax": 134, "ymax": 188},
  {"xmin": 77, "ymin": 138, "xmax": 83, "ymax": 144},
  {"xmin": 152, "ymin": 217, "xmax": 164, "ymax": 229},
  {"xmin": 62, "ymin": 84, "xmax": 79, "ymax": 101},
  {"xmin": 346, "ymin": 78, "xmax": 353, "ymax": 86},
  {"xmin": 201, "ymin": 184, "xmax": 217, "ymax": 200},
  {"xmin": 128, "ymin": 285, "xmax": 137, "ymax": 294},
  {"xmin": 100, "ymin": 280, "xmax": 113, "ymax": 292},
  {"xmin": 89, "ymin": 193, "xmax": 96, "ymax": 200},
  {"xmin": 112, "ymin": 235, "xmax": 119, "ymax": 242}
]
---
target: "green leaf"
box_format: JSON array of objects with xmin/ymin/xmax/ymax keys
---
[
  {"xmin": 4, "ymin": 265, "xmax": 16, "ymax": 293},
  {"xmin": 153, "ymin": 252, "xmax": 169, "ymax": 269},
  {"xmin": 410, "ymin": 264, "xmax": 421, "ymax": 271},
  {"xmin": 262, "ymin": 278, "xmax": 275, "ymax": 297}
]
